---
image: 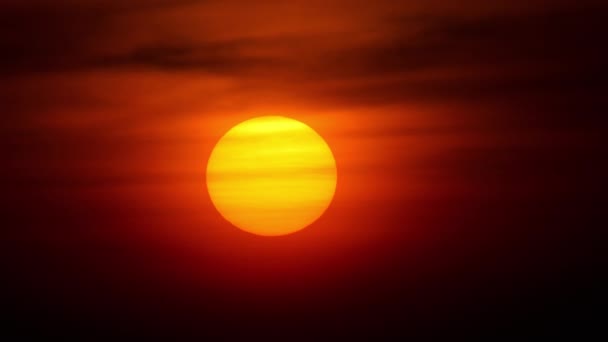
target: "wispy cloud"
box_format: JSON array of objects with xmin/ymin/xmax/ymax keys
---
[{"xmin": 1, "ymin": 0, "xmax": 603, "ymax": 190}]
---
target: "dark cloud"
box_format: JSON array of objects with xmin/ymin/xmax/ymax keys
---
[
  {"xmin": 313, "ymin": 5, "xmax": 605, "ymax": 97},
  {"xmin": 90, "ymin": 4, "xmax": 607, "ymax": 113},
  {"xmin": 0, "ymin": 0, "xmax": 210, "ymax": 75},
  {"xmin": 2, "ymin": 1, "xmax": 604, "ymax": 92},
  {"xmin": 95, "ymin": 42, "xmax": 284, "ymax": 73}
]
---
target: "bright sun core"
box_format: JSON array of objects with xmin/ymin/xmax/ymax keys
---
[{"xmin": 206, "ymin": 116, "xmax": 337, "ymax": 236}]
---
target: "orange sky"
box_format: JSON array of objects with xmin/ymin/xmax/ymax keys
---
[
  {"xmin": 3, "ymin": 0, "xmax": 603, "ymax": 279},
  {"xmin": 1, "ymin": 0, "xmax": 604, "ymax": 338},
  {"xmin": 3, "ymin": 0, "xmax": 603, "ymax": 258}
]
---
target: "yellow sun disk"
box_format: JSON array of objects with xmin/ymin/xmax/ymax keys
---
[{"xmin": 206, "ymin": 116, "xmax": 337, "ymax": 236}]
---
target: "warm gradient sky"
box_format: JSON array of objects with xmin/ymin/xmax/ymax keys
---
[{"xmin": 2, "ymin": 0, "xmax": 604, "ymax": 339}]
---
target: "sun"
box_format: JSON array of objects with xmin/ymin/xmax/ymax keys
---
[{"xmin": 206, "ymin": 116, "xmax": 337, "ymax": 236}]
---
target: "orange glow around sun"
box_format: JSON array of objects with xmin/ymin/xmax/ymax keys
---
[{"xmin": 206, "ymin": 116, "xmax": 337, "ymax": 236}]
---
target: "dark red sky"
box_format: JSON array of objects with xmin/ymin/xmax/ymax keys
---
[{"xmin": 1, "ymin": 0, "xmax": 604, "ymax": 339}]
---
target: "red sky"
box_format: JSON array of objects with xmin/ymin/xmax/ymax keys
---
[{"xmin": 1, "ymin": 0, "xmax": 604, "ymax": 339}]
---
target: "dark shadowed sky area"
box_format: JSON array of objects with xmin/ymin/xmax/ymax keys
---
[{"xmin": 1, "ymin": 0, "xmax": 605, "ymax": 339}]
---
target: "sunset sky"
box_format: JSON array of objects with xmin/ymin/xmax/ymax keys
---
[{"xmin": 2, "ymin": 0, "xmax": 604, "ymax": 339}]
